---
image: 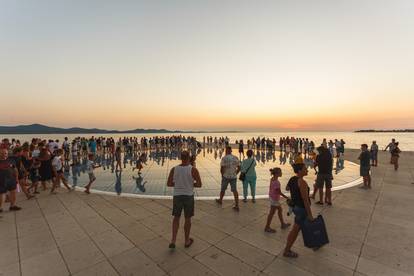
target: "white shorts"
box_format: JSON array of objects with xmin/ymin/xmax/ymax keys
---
[{"xmin": 269, "ymin": 198, "xmax": 281, "ymax": 207}]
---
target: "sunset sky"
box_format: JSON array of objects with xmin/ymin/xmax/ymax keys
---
[{"xmin": 1, "ymin": 0, "xmax": 413, "ymax": 131}]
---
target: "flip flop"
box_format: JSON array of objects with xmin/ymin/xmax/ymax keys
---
[
  {"xmin": 184, "ymin": 238, "xmax": 194, "ymax": 248},
  {"xmin": 281, "ymin": 223, "xmax": 291, "ymax": 229},
  {"xmin": 283, "ymin": 250, "xmax": 299, "ymax": 258}
]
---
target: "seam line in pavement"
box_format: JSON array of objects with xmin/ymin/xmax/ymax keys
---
[{"xmin": 353, "ymin": 168, "xmax": 385, "ymax": 276}]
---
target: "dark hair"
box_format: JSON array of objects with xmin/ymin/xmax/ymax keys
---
[
  {"xmin": 292, "ymin": 163, "xmax": 305, "ymax": 173},
  {"xmin": 361, "ymin": 144, "xmax": 368, "ymax": 148},
  {"xmin": 246, "ymin": 149, "xmax": 253, "ymax": 157},
  {"xmin": 180, "ymin": 151, "xmax": 190, "ymax": 161},
  {"xmin": 12, "ymin": 147, "xmax": 22, "ymax": 154},
  {"xmin": 270, "ymin": 167, "xmax": 281, "ymax": 176}
]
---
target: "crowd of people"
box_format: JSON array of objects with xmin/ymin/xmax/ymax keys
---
[
  {"xmin": 0, "ymin": 135, "xmax": 402, "ymax": 258},
  {"xmin": 166, "ymin": 136, "xmax": 402, "ymax": 258}
]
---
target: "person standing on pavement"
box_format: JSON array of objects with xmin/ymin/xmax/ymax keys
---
[
  {"xmin": 216, "ymin": 146, "xmax": 241, "ymax": 211},
  {"xmin": 167, "ymin": 151, "xmax": 202, "ymax": 249}
]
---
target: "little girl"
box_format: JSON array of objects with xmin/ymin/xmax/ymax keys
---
[{"xmin": 265, "ymin": 167, "xmax": 291, "ymax": 233}]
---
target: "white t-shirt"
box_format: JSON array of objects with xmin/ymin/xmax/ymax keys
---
[
  {"xmin": 32, "ymin": 149, "xmax": 40, "ymax": 158},
  {"xmin": 48, "ymin": 142, "xmax": 59, "ymax": 153},
  {"xmin": 220, "ymin": 154, "xmax": 240, "ymax": 179},
  {"xmin": 86, "ymin": 160, "xmax": 94, "ymax": 174},
  {"xmin": 52, "ymin": 156, "xmax": 63, "ymax": 171},
  {"xmin": 173, "ymin": 165, "xmax": 194, "ymax": 196}
]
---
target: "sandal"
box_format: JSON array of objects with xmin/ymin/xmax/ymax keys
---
[
  {"xmin": 316, "ymin": 201, "xmax": 324, "ymax": 205},
  {"xmin": 264, "ymin": 228, "xmax": 276, "ymax": 233},
  {"xmin": 283, "ymin": 250, "xmax": 299, "ymax": 258},
  {"xmin": 215, "ymin": 199, "xmax": 222, "ymax": 205},
  {"xmin": 232, "ymin": 206, "xmax": 240, "ymax": 212},
  {"xmin": 184, "ymin": 238, "xmax": 194, "ymax": 248},
  {"xmin": 169, "ymin": 243, "xmax": 176, "ymax": 249},
  {"xmin": 281, "ymin": 223, "xmax": 291, "ymax": 229}
]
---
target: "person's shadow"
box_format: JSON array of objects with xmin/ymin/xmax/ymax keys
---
[{"xmin": 133, "ymin": 175, "xmax": 147, "ymax": 193}]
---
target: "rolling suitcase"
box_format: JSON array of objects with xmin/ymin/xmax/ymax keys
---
[{"xmin": 302, "ymin": 214, "xmax": 329, "ymax": 248}]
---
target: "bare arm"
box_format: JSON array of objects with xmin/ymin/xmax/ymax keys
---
[
  {"xmin": 277, "ymin": 188, "xmax": 289, "ymax": 199},
  {"xmin": 299, "ymin": 179, "xmax": 313, "ymax": 220},
  {"xmin": 220, "ymin": 166, "xmax": 225, "ymax": 176},
  {"xmin": 192, "ymin": 167, "xmax": 202, "ymax": 188},
  {"xmin": 167, "ymin": 168, "xmax": 174, "ymax": 187}
]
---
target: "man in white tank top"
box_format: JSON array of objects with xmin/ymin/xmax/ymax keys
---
[{"xmin": 167, "ymin": 151, "xmax": 202, "ymax": 249}]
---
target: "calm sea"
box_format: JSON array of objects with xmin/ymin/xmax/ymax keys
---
[{"xmin": 1, "ymin": 131, "xmax": 413, "ymax": 151}]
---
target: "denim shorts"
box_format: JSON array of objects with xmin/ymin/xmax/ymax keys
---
[
  {"xmin": 221, "ymin": 177, "xmax": 237, "ymax": 193},
  {"xmin": 293, "ymin": 207, "xmax": 307, "ymax": 228}
]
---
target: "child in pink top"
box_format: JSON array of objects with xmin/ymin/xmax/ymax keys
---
[{"xmin": 265, "ymin": 167, "xmax": 291, "ymax": 233}]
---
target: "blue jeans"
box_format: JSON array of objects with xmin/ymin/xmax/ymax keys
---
[{"xmin": 242, "ymin": 175, "xmax": 256, "ymax": 199}]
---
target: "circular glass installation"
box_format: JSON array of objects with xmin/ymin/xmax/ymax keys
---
[{"xmin": 64, "ymin": 148, "xmax": 362, "ymax": 199}]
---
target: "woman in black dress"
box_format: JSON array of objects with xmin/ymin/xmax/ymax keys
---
[{"xmin": 38, "ymin": 148, "xmax": 53, "ymax": 191}]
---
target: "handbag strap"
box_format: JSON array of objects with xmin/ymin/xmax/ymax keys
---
[{"xmin": 244, "ymin": 159, "xmax": 255, "ymax": 173}]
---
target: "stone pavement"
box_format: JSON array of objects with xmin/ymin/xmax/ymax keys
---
[{"xmin": 1, "ymin": 149, "xmax": 413, "ymax": 276}]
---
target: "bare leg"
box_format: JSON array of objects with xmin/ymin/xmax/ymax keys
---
[
  {"xmin": 265, "ymin": 206, "xmax": 276, "ymax": 230},
  {"xmin": 41, "ymin": 181, "xmax": 47, "ymax": 190},
  {"xmin": 326, "ymin": 188, "xmax": 332, "ymax": 203},
  {"xmin": 218, "ymin": 191, "xmax": 225, "ymax": 202},
  {"xmin": 277, "ymin": 206, "xmax": 286, "ymax": 225},
  {"xmin": 9, "ymin": 190, "xmax": 17, "ymax": 207},
  {"xmin": 171, "ymin": 216, "xmax": 180, "ymax": 245},
  {"xmin": 318, "ymin": 188, "xmax": 324, "ymax": 203},
  {"xmin": 60, "ymin": 176, "xmax": 71, "ymax": 190},
  {"xmin": 84, "ymin": 179, "xmax": 95, "ymax": 194},
  {"xmin": 233, "ymin": 191, "xmax": 239, "ymax": 207},
  {"xmin": 284, "ymin": 223, "xmax": 301, "ymax": 256},
  {"xmin": 184, "ymin": 217, "xmax": 192, "ymax": 244}
]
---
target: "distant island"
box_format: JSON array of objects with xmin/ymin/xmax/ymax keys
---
[
  {"xmin": 0, "ymin": 124, "xmax": 194, "ymax": 134},
  {"xmin": 355, "ymin": 129, "xmax": 414, "ymax": 133},
  {"xmin": 0, "ymin": 124, "xmax": 246, "ymax": 135}
]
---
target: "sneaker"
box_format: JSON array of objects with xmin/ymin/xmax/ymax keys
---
[{"xmin": 9, "ymin": 206, "xmax": 22, "ymax": 211}]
